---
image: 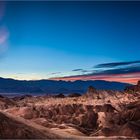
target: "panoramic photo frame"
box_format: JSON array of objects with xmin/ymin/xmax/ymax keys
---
[{"xmin": 0, "ymin": 0, "xmax": 140, "ymax": 139}]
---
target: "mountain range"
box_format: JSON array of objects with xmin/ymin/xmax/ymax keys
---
[{"xmin": 0, "ymin": 77, "xmax": 132, "ymax": 95}]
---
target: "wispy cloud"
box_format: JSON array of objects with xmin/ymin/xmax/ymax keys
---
[
  {"xmin": 0, "ymin": 2, "xmax": 9, "ymax": 56},
  {"xmin": 94, "ymin": 60, "xmax": 140, "ymax": 68},
  {"xmin": 91, "ymin": 65, "xmax": 140, "ymax": 76},
  {"xmin": 0, "ymin": 26, "xmax": 9, "ymax": 53},
  {"xmin": 72, "ymin": 69, "xmax": 83, "ymax": 71},
  {"xmin": 49, "ymin": 72, "xmax": 61, "ymax": 75},
  {"xmin": 72, "ymin": 69, "xmax": 93, "ymax": 73},
  {"xmin": 50, "ymin": 60, "xmax": 140, "ymax": 84}
]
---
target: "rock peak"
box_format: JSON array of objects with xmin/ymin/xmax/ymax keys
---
[
  {"xmin": 137, "ymin": 80, "xmax": 140, "ymax": 86},
  {"xmin": 87, "ymin": 86, "xmax": 96, "ymax": 94}
]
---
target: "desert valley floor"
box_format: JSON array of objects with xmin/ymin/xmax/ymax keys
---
[{"xmin": 0, "ymin": 82, "xmax": 140, "ymax": 139}]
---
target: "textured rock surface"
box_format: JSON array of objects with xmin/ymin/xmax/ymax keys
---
[
  {"xmin": 1, "ymin": 85, "xmax": 140, "ymax": 139},
  {"xmin": 0, "ymin": 111, "xmax": 61, "ymax": 139},
  {"xmin": 125, "ymin": 80, "xmax": 140, "ymax": 93},
  {"xmin": 0, "ymin": 96, "xmax": 16, "ymax": 109},
  {"xmin": 68, "ymin": 93, "xmax": 81, "ymax": 97}
]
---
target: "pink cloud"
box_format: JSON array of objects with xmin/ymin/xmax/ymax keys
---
[
  {"xmin": 50, "ymin": 72, "xmax": 140, "ymax": 84},
  {"xmin": 0, "ymin": 26, "xmax": 9, "ymax": 44},
  {"xmin": 0, "ymin": 2, "xmax": 9, "ymax": 54},
  {"xmin": 0, "ymin": 26, "xmax": 9, "ymax": 53}
]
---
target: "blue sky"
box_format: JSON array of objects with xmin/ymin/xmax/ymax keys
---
[{"xmin": 0, "ymin": 1, "xmax": 140, "ymax": 83}]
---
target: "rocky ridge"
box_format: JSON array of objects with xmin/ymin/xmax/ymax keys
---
[{"xmin": 0, "ymin": 81, "xmax": 140, "ymax": 139}]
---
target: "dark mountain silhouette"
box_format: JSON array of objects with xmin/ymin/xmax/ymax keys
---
[{"xmin": 0, "ymin": 77, "xmax": 132, "ymax": 95}]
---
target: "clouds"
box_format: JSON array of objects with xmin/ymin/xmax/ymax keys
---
[
  {"xmin": 92, "ymin": 60, "xmax": 140, "ymax": 76},
  {"xmin": 0, "ymin": 26, "xmax": 9, "ymax": 53},
  {"xmin": 0, "ymin": 27, "xmax": 9, "ymax": 44},
  {"xmin": 94, "ymin": 60, "xmax": 140, "ymax": 68},
  {"xmin": 92, "ymin": 65, "xmax": 140, "ymax": 76},
  {"xmin": 49, "ymin": 72, "xmax": 61, "ymax": 75},
  {"xmin": 0, "ymin": 2, "xmax": 9, "ymax": 55},
  {"xmin": 71, "ymin": 60, "xmax": 140, "ymax": 76},
  {"xmin": 72, "ymin": 69, "xmax": 83, "ymax": 72},
  {"xmin": 72, "ymin": 69, "xmax": 92, "ymax": 73},
  {"xmin": 50, "ymin": 60, "xmax": 140, "ymax": 84}
]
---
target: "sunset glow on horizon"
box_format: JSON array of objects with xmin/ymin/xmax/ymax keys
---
[
  {"xmin": 0, "ymin": 1, "xmax": 140, "ymax": 84},
  {"xmin": 50, "ymin": 73, "xmax": 140, "ymax": 84}
]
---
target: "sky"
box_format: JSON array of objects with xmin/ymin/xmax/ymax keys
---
[{"xmin": 0, "ymin": 1, "xmax": 140, "ymax": 84}]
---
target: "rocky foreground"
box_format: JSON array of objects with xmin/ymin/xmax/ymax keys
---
[{"xmin": 0, "ymin": 81, "xmax": 140, "ymax": 139}]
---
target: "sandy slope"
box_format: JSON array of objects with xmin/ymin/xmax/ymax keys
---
[{"xmin": 0, "ymin": 110, "xmax": 73, "ymax": 139}]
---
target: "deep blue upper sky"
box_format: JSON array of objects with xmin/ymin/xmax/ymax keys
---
[{"xmin": 0, "ymin": 1, "xmax": 140, "ymax": 82}]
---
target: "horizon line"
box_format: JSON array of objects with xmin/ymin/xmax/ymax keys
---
[{"xmin": 0, "ymin": 76, "xmax": 136, "ymax": 85}]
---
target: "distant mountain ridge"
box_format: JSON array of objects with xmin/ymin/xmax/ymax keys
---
[{"xmin": 0, "ymin": 77, "xmax": 132, "ymax": 95}]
